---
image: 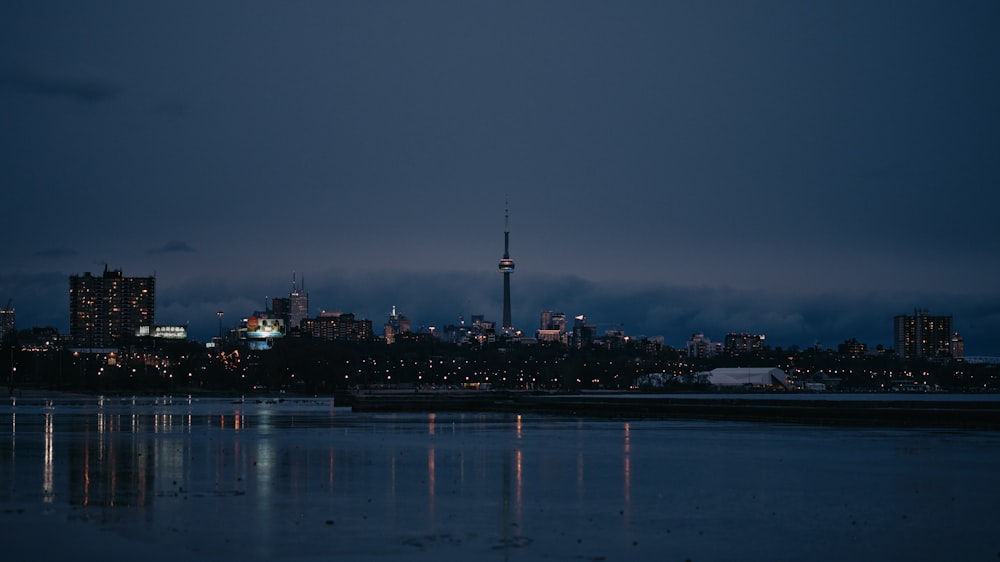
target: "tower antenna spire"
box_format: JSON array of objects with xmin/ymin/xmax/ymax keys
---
[{"xmin": 498, "ymin": 198, "xmax": 515, "ymax": 332}]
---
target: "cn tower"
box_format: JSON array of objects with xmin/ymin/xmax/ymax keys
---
[{"xmin": 498, "ymin": 201, "xmax": 515, "ymax": 332}]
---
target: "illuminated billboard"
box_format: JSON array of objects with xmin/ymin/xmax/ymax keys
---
[{"xmin": 246, "ymin": 316, "xmax": 286, "ymax": 339}]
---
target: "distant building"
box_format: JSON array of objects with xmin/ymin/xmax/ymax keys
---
[
  {"xmin": 686, "ymin": 333, "xmax": 720, "ymax": 358},
  {"xmin": 69, "ymin": 267, "xmax": 154, "ymax": 348},
  {"xmin": 837, "ymin": 338, "xmax": 867, "ymax": 357},
  {"xmin": 571, "ymin": 315, "xmax": 596, "ymax": 349},
  {"xmin": 724, "ymin": 333, "xmax": 765, "ymax": 354},
  {"xmin": 303, "ymin": 311, "xmax": 372, "ymax": 343},
  {"xmin": 951, "ymin": 332, "xmax": 964, "ymax": 360},
  {"xmin": 384, "ymin": 306, "xmax": 411, "ymax": 344},
  {"xmin": 537, "ymin": 310, "xmax": 567, "ymax": 345},
  {"xmin": 703, "ymin": 368, "xmax": 790, "ymax": 389},
  {"xmin": 893, "ymin": 309, "xmax": 952, "ymax": 359},
  {"xmin": 289, "ymin": 279, "xmax": 309, "ymax": 331},
  {"xmin": 0, "ymin": 302, "xmax": 13, "ymax": 343},
  {"xmin": 271, "ymin": 297, "xmax": 291, "ymax": 323}
]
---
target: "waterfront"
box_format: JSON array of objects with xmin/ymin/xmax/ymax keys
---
[{"xmin": 2, "ymin": 395, "xmax": 999, "ymax": 561}]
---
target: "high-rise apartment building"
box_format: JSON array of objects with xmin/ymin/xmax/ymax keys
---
[
  {"xmin": 724, "ymin": 333, "xmax": 766, "ymax": 354},
  {"xmin": 0, "ymin": 301, "xmax": 14, "ymax": 343},
  {"xmin": 303, "ymin": 311, "xmax": 372, "ymax": 343},
  {"xmin": 69, "ymin": 267, "xmax": 155, "ymax": 348},
  {"xmin": 893, "ymin": 309, "xmax": 952, "ymax": 359}
]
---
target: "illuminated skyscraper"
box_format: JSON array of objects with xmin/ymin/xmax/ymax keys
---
[
  {"xmin": 69, "ymin": 267, "xmax": 155, "ymax": 348},
  {"xmin": 289, "ymin": 273, "xmax": 309, "ymax": 330},
  {"xmin": 893, "ymin": 309, "xmax": 952, "ymax": 359},
  {"xmin": 384, "ymin": 305, "xmax": 411, "ymax": 344},
  {"xmin": 498, "ymin": 202, "xmax": 515, "ymax": 332},
  {"xmin": 0, "ymin": 301, "xmax": 14, "ymax": 343}
]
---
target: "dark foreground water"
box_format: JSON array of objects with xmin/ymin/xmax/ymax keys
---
[{"xmin": 1, "ymin": 395, "xmax": 998, "ymax": 561}]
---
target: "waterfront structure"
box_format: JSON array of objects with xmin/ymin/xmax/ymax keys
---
[
  {"xmin": 703, "ymin": 367, "xmax": 791, "ymax": 389},
  {"xmin": 498, "ymin": 203, "xmax": 515, "ymax": 333},
  {"xmin": 69, "ymin": 267, "xmax": 154, "ymax": 348},
  {"xmin": 893, "ymin": 309, "xmax": 952, "ymax": 359}
]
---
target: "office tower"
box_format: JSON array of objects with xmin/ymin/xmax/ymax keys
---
[
  {"xmin": 0, "ymin": 301, "xmax": 13, "ymax": 343},
  {"xmin": 537, "ymin": 310, "xmax": 568, "ymax": 344},
  {"xmin": 271, "ymin": 297, "xmax": 291, "ymax": 321},
  {"xmin": 384, "ymin": 305, "xmax": 411, "ymax": 344},
  {"xmin": 289, "ymin": 273, "xmax": 309, "ymax": 330},
  {"xmin": 498, "ymin": 202, "xmax": 515, "ymax": 332},
  {"xmin": 69, "ymin": 267, "xmax": 155, "ymax": 348},
  {"xmin": 893, "ymin": 309, "xmax": 952, "ymax": 359},
  {"xmin": 571, "ymin": 315, "xmax": 596, "ymax": 349}
]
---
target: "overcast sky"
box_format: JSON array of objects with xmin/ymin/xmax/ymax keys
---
[{"xmin": 2, "ymin": 1, "xmax": 998, "ymax": 353}]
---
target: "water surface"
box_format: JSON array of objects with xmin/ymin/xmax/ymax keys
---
[{"xmin": 2, "ymin": 395, "xmax": 998, "ymax": 561}]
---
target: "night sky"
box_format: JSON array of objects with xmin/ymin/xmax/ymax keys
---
[{"xmin": 2, "ymin": 1, "xmax": 999, "ymax": 354}]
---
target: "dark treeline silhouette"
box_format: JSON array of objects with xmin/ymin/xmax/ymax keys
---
[{"xmin": 4, "ymin": 331, "xmax": 998, "ymax": 396}]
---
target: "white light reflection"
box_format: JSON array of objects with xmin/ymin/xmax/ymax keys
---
[
  {"xmin": 428, "ymin": 446, "xmax": 436, "ymax": 520},
  {"xmin": 623, "ymin": 423, "xmax": 631, "ymax": 515},
  {"xmin": 515, "ymin": 448, "xmax": 523, "ymax": 522},
  {"xmin": 43, "ymin": 410, "xmax": 54, "ymax": 503}
]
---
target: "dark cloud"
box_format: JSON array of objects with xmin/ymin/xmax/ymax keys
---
[
  {"xmin": 148, "ymin": 241, "xmax": 196, "ymax": 255},
  {"xmin": 148, "ymin": 100, "xmax": 192, "ymax": 118},
  {"xmin": 34, "ymin": 247, "xmax": 77, "ymax": 258},
  {"xmin": 0, "ymin": 68, "xmax": 121, "ymax": 103},
  {"xmin": 147, "ymin": 270, "xmax": 1000, "ymax": 356}
]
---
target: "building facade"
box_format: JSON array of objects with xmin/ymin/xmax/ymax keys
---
[
  {"xmin": 0, "ymin": 303, "xmax": 13, "ymax": 343},
  {"xmin": 303, "ymin": 311, "xmax": 372, "ymax": 343},
  {"xmin": 69, "ymin": 267, "xmax": 155, "ymax": 348},
  {"xmin": 384, "ymin": 306, "xmax": 411, "ymax": 344},
  {"xmin": 893, "ymin": 309, "xmax": 952, "ymax": 360},
  {"xmin": 724, "ymin": 333, "xmax": 766, "ymax": 354}
]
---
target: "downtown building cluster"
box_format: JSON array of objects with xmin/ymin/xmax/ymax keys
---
[{"xmin": 0, "ymin": 210, "xmax": 978, "ymax": 367}]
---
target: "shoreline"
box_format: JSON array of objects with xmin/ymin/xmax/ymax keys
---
[
  {"xmin": 8, "ymin": 387, "xmax": 1000, "ymax": 430},
  {"xmin": 346, "ymin": 390, "xmax": 1000, "ymax": 429}
]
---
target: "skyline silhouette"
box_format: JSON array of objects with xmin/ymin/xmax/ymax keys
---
[{"xmin": 2, "ymin": 2, "xmax": 998, "ymax": 353}]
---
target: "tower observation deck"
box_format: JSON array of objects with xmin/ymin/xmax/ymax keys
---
[{"xmin": 498, "ymin": 202, "xmax": 515, "ymax": 331}]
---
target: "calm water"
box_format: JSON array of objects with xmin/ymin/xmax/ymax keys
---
[{"xmin": 1, "ymin": 395, "xmax": 999, "ymax": 561}]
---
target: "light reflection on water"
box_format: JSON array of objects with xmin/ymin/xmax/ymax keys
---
[{"xmin": 1, "ymin": 396, "xmax": 1000, "ymax": 560}]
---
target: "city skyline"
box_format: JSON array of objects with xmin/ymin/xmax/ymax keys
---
[
  {"xmin": 0, "ymin": 262, "xmax": 995, "ymax": 358},
  {"xmin": 2, "ymin": 2, "xmax": 998, "ymax": 353}
]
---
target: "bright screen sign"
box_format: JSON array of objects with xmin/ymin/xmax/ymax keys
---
[{"xmin": 246, "ymin": 316, "xmax": 286, "ymax": 338}]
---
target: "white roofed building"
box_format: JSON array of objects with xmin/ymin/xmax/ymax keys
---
[{"xmin": 705, "ymin": 368, "xmax": 790, "ymax": 390}]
